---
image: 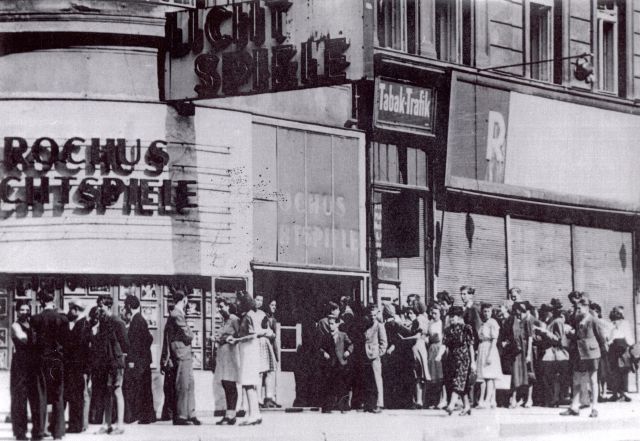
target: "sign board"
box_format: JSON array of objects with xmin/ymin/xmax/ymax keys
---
[
  {"xmin": 374, "ymin": 78, "xmax": 435, "ymax": 135},
  {"xmin": 446, "ymin": 72, "xmax": 640, "ymax": 211},
  {"xmin": 164, "ymin": 0, "xmax": 365, "ymax": 100}
]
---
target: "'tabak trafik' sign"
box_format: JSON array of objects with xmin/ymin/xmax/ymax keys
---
[{"xmin": 164, "ymin": 0, "xmax": 365, "ymax": 100}]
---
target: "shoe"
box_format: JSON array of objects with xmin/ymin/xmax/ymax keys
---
[
  {"xmin": 264, "ymin": 398, "xmax": 281, "ymax": 408},
  {"xmin": 579, "ymin": 404, "xmax": 590, "ymax": 409},
  {"xmin": 173, "ymin": 418, "xmax": 193, "ymax": 426},
  {"xmin": 459, "ymin": 408, "xmax": 472, "ymax": 416},
  {"xmin": 189, "ymin": 417, "xmax": 202, "ymax": 426},
  {"xmin": 411, "ymin": 403, "xmax": 423, "ymax": 410},
  {"xmin": 559, "ymin": 408, "xmax": 579, "ymax": 416},
  {"xmin": 95, "ymin": 427, "xmax": 112, "ymax": 434},
  {"xmin": 490, "ymin": 401, "xmax": 497, "ymax": 409},
  {"xmin": 436, "ymin": 401, "xmax": 448, "ymax": 410},
  {"xmin": 321, "ymin": 409, "xmax": 333, "ymax": 414},
  {"xmin": 15, "ymin": 436, "xmax": 27, "ymax": 441},
  {"xmin": 523, "ymin": 400, "xmax": 533, "ymax": 408},
  {"xmin": 589, "ymin": 409, "xmax": 598, "ymax": 418},
  {"xmin": 621, "ymin": 394, "xmax": 632, "ymax": 402},
  {"xmin": 444, "ymin": 407, "xmax": 454, "ymax": 416},
  {"xmin": 216, "ymin": 417, "xmax": 237, "ymax": 425},
  {"xmin": 370, "ymin": 407, "xmax": 382, "ymax": 414},
  {"xmin": 597, "ymin": 396, "xmax": 607, "ymax": 403},
  {"xmin": 239, "ymin": 419, "xmax": 262, "ymax": 426},
  {"xmin": 111, "ymin": 427, "xmax": 125, "ymax": 435},
  {"xmin": 608, "ymin": 394, "xmax": 620, "ymax": 402}
]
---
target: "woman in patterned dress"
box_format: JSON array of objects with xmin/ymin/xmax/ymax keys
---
[
  {"xmin": 476, "ymin": 303, "xmax": 502, "ymax": 408},
  {"xmin": 437, "ymin": 306, "xmax": 475, "ymax": 416}
]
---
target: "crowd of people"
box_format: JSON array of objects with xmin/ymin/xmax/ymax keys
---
[
  {"xmin": 291, "ymin": 287, "xmax": 639, "ymax": 418},
  {"xmin": 8, "ymin": 285, "xmax": 640, "ymax": 440},
  {"xmin": 9, "ymin": 288, "xmax": 281, "ymax": 439}
]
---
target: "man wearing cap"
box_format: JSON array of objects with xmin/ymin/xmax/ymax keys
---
[
  {"xmin": 124, "ymin": 295, "xmax": 156, "ymax": 424},
  {"xmin": 64, "ymin": 301, "xmax": 91, "ymax": 433}
]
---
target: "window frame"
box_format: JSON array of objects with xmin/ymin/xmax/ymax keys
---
[
  {"xmin": 596, "ymin": 4, "xmax": 619, "ymax": 95},
  {"xmin": 525, "ymin": 0, "xmax": 554, "ymax": 82}
]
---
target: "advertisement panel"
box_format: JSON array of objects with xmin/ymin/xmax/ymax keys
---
[{"xmin": 446, "ymin": 72, "xmax": 640, "ymax": 211}]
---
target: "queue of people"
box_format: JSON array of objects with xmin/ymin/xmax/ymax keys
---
[
  {"xmin": 9, "ymin": 285, "xmax": 639, "ymax": 440},
  {"xmin": 290, "ymin": 287, "xmax": 638, "ymax": 418}
]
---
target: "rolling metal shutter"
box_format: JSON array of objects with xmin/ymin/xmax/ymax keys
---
[
  {"xmin": 509, "ymin": 219, "xmax": 573, "ymax": 306},
  {"xmin": 436, "ymin": 211, "xmax": 507, "ymax": 307},
  {"xmin": 572, "ymin": 226, "xmax": 634, "ymax": 325}
]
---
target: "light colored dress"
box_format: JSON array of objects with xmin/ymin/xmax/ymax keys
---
[
  {"xmin": 411, "ymin": 314, "xmax": 430, "ymax": 381},
  {"xmin": 426, "ymin": 319, "xmax": 443, "ymax": 382},
  {"xmin": 215, "ymin": 314, "xmax": 240, "ymax": 382},
  {"xmin": 238, "ymin": 310, "xmax": 261, "ymax": 387},
  {"xmin": 477, "ymin": 317, "xmax": 502, "ymax": 380}
]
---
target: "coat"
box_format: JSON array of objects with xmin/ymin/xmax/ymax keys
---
[
  {"xmin": 320, "ymin": 331, "xmax": 354, "ymax": 367},
  {"xmin": 164, "ymin": 308, "xmax": 193, "ymax": 362},
  {"xmin": 127, "ymin": 312, "xmax": 153, "ymax": 367},
  {"xmin": 576, "ymin": 314, "xmax": 605, "ymax": 361},
  {"xmin": 364, "ymin": 321, "xmax": 388, "ymax": 360}
]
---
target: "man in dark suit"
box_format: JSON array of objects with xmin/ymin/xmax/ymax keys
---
[
  {"xmin": 124, "ymin": 295, "xmax": 156, "ymax": 424},
  {"xmin": 560, "ymin": 298, "xmax": 605, "ymax": 418},
  {"xmin": 319, "ymin": 316, "xmax": 354, "ymax": 413},
  {"xmin": 164, "ymin": 290, "xmax": 199, "ymax": 425},
  {"xmin": 63, "ymin": 301, "xmax": 91, "ymax": 433},
  {"xmin": 31, "ymin": 289, "xmax": 68, "ymax": 440}
]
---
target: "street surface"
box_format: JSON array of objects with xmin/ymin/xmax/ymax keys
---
[{"xmin": 1, "ymin": 399, "xmax": 640, "ymax": 441}]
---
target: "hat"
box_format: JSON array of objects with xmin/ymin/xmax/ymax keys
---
[
  {"xmin": 448, "ymin": 306, "xmax": 464, "ymax": 317},
  {"xmin": 68, "ymin": 301, "xmax": 86, "ymax": 312},
  {"xmin": 382, "ymin": 303, "xmax": 395, "ymax": 320}
]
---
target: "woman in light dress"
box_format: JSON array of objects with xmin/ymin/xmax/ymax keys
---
[
  {"xmin": 410, "ymin": 301, "xmax": 430, "ymax": 408},
  {"xmin": 426, "ymin": 303, "xmax": 447, "ymax": 408},
  {"xmin": 476, "ymin": 303, "xmax": 502, "ymax": 408},
  {"xmin": 230, "ymin": 291, "xmax": 273, "ymax": 426}
]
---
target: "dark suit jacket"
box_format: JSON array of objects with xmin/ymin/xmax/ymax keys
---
[
  {"xmin": 64, "ymin": 317, "xmax": 91, "ymax": 373},
  {"xmin": 31, "ymin": 308, "xmax": 69, "ymax": 361},
  {"xmin": 463, "ymin": 303, "xmax": 482, "ymax": 348},
  {"xmin": 576, "ymin": 314, "xmax": 605, "ymax": 360},
  {"xmin": 128, "ymin": 312, "xmax": 153, "ymax": 367},
  {"xmin": 320, "ymin": 330, "xmax": 354, "ymax": 367},
  {"xmin": 165, "ymin": 308, "xmax": 193, "ymax": 362}
]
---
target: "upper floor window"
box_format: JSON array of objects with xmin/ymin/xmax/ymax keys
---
[
  {"xmin": 377, "ymin": 0, "xmax": 419, "ymax": 54},
  {"xmin": 527, "ymin": 1, "xmax": 553, "ymax": 82},
  {"xmin": 597, "ymin": 1, "xmax": 619, "ymax": 94},
  {"xmin": 435, "ymin": 0, "xmax": 472, "ymax": 65},
  {"xmin": 377, "ymin": 0, "xmax": 472, "ymax": 64}
]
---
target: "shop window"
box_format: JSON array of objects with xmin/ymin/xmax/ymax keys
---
[
  {"xmin": 597, "ymin": 2, "xmax": 619, "ymax": 94},
  {"xmin": 373, "ymin": 142, "xmax": 428, "ymax": 189},
  {"xmin": 377, "ymin": 0, "xmax": 419, "ymax": 54},
  {"xmin": 435, "ymin": 0, "xmax": 472, "ymax": 65},
  {"xmin": 528, "ymin": 1, "xmax": 553, "ymax": 82}
]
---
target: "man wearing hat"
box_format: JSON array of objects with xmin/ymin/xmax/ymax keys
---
[{"xmin": 64, "ymin": 301, "xmax": 91, "ymax": 433}]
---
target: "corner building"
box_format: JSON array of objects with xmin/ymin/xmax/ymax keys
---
[
  {"xmin": 359, "ymin": 0, "xmax": 639, "ymax": 383},
  {"xmin": 0, "ymin": 0, "xmax": 366, "ymax": 411}
]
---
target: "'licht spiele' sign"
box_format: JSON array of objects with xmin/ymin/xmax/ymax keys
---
[
  {"xmin": 164, "ymin": 0, "xmax": 364, "ymax": 100},
  {"xmin": 374, "ymin": 78, "xmax": 435, "ymax": 134}
]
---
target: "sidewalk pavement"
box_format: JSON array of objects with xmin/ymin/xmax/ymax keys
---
[{"xmin": 1, "ymin": 399, "xmax": 639, "ymax": 441}]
